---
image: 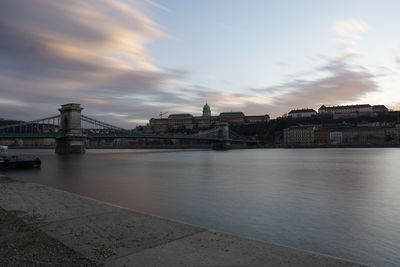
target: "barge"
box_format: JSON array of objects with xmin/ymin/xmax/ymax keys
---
[{"xmin": 0, "ymin": 146, "xmax": 41, "ymax": 169}]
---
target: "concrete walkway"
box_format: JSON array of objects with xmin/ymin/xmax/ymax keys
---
[{"xmin": 0, "ymin": 176, "xmax": 367, "ymax": 266}]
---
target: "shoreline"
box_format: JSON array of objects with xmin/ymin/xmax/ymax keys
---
[
  {"xmin": 0, "ymin": 175, "xmax": 367, "ymax": 266},
  {"xmin": 4, "ymin": 144, "xmax": 400, "ymax": 152}
]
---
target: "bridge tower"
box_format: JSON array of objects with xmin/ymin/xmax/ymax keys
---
[
  {"xmin": 55, "ymin": 103, "xmax": 85, "ymax": 154},
  {"xmin": 213, "ymin": 123, "xmax": 231, "ymax": 150}
]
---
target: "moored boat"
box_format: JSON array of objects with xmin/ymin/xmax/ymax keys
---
[{"xmin": 0, "ymin": 146, "xmax": 41, "ymax": 169}]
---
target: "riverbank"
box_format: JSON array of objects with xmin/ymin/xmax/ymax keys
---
[
  {"xmin": 0, "ymin": 207, "xmax": 96, "ymax": 266},
  {"xmin": 0, "ymin": 175, "xmax": 367, "ymax": 266},
  {"xmin": 4, "ymin": 143, "xmax": 400, "ymax": 150}
]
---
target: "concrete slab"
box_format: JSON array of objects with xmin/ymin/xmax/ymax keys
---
[
  {"xmin": 40, "ymin": 209, "xmax": 205, "ymax": 263},
  {"xmin": 0, "ymin": 176, "xmax": 367, "ymax": 266},
  {"xmin": 0, "ymin": 177, "xmax": 117, "ymax": 224},
  {"xmin": 106, "ymin": 230, "xmax": 364, "ymax": 267}
]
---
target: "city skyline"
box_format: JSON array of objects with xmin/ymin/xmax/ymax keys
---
[{"xmin": 1, "ymin": 0, "xmax": 400, "ymax": 127}]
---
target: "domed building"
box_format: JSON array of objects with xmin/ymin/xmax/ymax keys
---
[
  {"xmin": 148, "ymin": 103, "xmax": 269, "ymax": 133},
  {"xmin": 202, "ymin": 103, "xmax": 211, "ymax": 117}
]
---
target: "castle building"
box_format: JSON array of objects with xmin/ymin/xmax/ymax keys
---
[
  {"xmin": 288, "ymin": 109, "xmax": 317, "ymax": 118},
  {"xmin": 203, "ymin": 103, "xmax": 211, "ymax": 117},
  {"xmin": 318, "ymin": 104, "xmax": 388, "ymax": 115},
  {"xmin": 372, "ymin": 105, "xmax": 389, "ymax": 113},
  {"xmin": 149, "ymin": 103, "xmax": 269, "ymax": 133}
]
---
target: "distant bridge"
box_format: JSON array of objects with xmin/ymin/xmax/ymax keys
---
[{"xmin": 0, "ymin": 103, "xmax": 256, "ymax": 153}]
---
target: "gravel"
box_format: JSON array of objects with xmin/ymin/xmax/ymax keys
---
[{"xmin": 0, "ymin": 205, "xmax": 97, "ymax": 266}]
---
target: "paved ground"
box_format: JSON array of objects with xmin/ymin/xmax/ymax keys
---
[
  {"xmin": 0, "ymin": 208, "xmax": 97, "ymax": 266},
  {"xmin": 0, "ymin": 175, "xmax": 368, "ymax": 266}
]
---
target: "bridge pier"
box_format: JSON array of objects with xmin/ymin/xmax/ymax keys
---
[
  {"xmin": 55, "ymin": 136, "xmax": 85, "ymax": 154},
  {"xmin": 212, "ymin": 123, "xmax": 231, "ymax": 150},
  {"xmin": 212, "ymin": 140, "xmax": 231, "ymax": 150},
  {"xmin": 55, "ymin": 103, "xmax": 85, "ymax": 154}
]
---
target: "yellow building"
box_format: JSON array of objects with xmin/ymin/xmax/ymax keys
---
[{"xmin": 284, "ymin": 126, "xmax": 315, "ymax": 145}]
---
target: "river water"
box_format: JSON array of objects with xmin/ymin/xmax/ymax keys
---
[{"xmin": 2, "ymin": 148, "xmax": 400, "ymax": 266}]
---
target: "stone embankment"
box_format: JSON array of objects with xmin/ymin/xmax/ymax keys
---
[{"xmin": 0, "ymin": 176, "xmax": 367, "ymax": 266}]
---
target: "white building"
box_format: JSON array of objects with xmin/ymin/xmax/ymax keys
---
[
  {"xmin": 330, "ymin": 132, "xmax": 343, "ymax": 144},
  {"xmin": 372, "ymin": 105, "xmax": 389, "ymax": 113},
  {"xmin": 288, "ymin": 109, "xmax": 317, "ymax": 118},
  {"xmin": 319, "ymin": 104, "xmax": 373, "ymax": 115}
]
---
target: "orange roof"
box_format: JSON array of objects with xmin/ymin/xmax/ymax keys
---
[
  {"xmin": 372, "ymin": 105, "xmax": 388, "ymax": 109},
  {"xmin": 319, "ymin": 104, "xmax": 371, "ymax": 110}
]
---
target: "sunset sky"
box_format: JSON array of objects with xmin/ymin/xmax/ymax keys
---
[{"xmin": 1, "ymin": 0, "xmax": 400, "ymax": 127}]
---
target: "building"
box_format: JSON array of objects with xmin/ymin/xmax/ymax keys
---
[
  {"xmin": 319, "ymin": 104, "xmax": 373, "ymax": 114},
  {"xmin": 314, "ymin": 130, "xmax": 330, "ymax": 144},
  {"xmin": 385, "ymin": 127, "xmax": 400, "ymax": 144},
  {"xmin": 341, "ymin": 128, "xmax": 385, "ymax": 145},
  {"xmin": 283, "ymin": 126, "xmax": 315, "ymax": 145},
  {"xmin": 245, "ymin": 115, "xmax": 270, "ymax": 124},
  {"xmin": 167, "ymin": 114, "xmax": 195, "ymax": 130},
  {"xmin": 333, "ymin": 112, "xmax": 378, "ymax": 120},
  {"xmin": 372, "ymin": 105, "xmax": 389, "ymax": 113},
  {"xmin": 318, "ymin": 104, "xmax": 389, "ymax": 119},
  {"xmin": 219, "ymin": 112, "xmax": 245, "ymax": 123},
  {"xmin": 148, "ymin": 103, "xmax": 270, "ymax": 133},
  {"xmin": 288, "ymin": 109, "xmax": 317, "ymax": 118},
  {"xmin": 202, "ymin": 103, "xmax": 211, "ymax": 117},
  {"xmin": 330, "ymin": 131, "xmax": 343, "ymax": 145},
  {"xmin": 283, "ymin": 122, "xmax": 398, "ymax": 146},
  {"xmin": 318, "ymin": 104, "xmax": 388, "ymax": 115}
]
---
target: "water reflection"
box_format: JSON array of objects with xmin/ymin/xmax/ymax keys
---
[{"xmin": 3, "ymin": 148, "xmax": 400, "ymax": 266}]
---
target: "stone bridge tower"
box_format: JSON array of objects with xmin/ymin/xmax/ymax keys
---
[
  {"xmin": 55, "ymin": 103, "xmax": 85, "ymax": 154},
  {"xmin": 213, "ymin": 122, "xmax": 231, "ymax": 150}
]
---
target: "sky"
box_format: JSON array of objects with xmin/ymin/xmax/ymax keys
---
[{"xmin": 1, "ymin": 0, "xmax": 400, "ymax": 127}]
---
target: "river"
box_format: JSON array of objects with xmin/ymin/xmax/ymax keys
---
[{"xmin": 2, "ymin": 148, "xmax": 399, "ymax": 266}]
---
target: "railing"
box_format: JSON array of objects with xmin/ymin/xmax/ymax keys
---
[{"xmin": 80, "ymin": 115, "xmax": 127, "ymax": 131}]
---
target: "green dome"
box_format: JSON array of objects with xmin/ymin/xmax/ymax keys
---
[{"xmin": 203, "ymin": 103, "xmax": 210, "ymax": 111}]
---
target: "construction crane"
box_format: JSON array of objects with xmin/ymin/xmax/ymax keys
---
[{"xmin": 159, "ymin": 111, "xmax": 169, "ymax": 119}]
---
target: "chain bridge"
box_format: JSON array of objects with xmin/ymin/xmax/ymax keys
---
[{"xmin": 0, "ymin": 103, "xmax": 255, "ymax": 153}]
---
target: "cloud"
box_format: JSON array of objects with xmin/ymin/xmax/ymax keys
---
[
  {"xmin": 332, "ymin": 19, "xmax": 370, "ymax": 40},
  {"xmin": 1, "ymin": 0, "xmax": 166, "ymax": 70},
  {"xmin": 0, "ymin": 2, "xmax": 386, "ymax": 126},
  {"xmin": 0, "ymin": 0, "xmax": 189, "ymax": 127},
  {"xmin": 139, "ymin": 50, "xmax": 380, "ymax": 119},
  {"xmin": 276, "ymin": 62, "xmax": 376, "ymax": 104},
  {"xmin": 388, "ymin": 102, "xmax": 400, "ymax": 111},
  {"xmin": 225, "ymin": 57, "xmax": 379, "ymax": 117},
  {"xmin": 227, "ymin": 19, "xmax": 376, "ymax": 117}
]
